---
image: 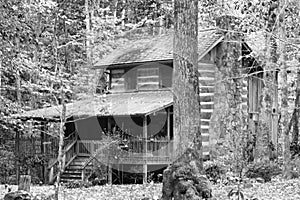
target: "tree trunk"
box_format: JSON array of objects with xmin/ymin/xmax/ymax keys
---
[
  {"xmin": 18, "ymin": 175, "xmax": 31, "ymax": 192},
  {"xmin": 121, "ymin": 0, "xmax": 126, "ymax": 29},
  {"xmin": 292, "ymin": 71, "xmax": 300, "ymax": 149},
  {"xmin": 55, "ymin": 100, "xmax": 66, "ymax": 200},
  {"xmin": 255, "ymin": 2, "xmax": 279, "ymax": 162},
  {"xmin": 85, "ymin": 0, "xmax": 91, "ymax": 68},
  {"xmin": 172, "ymin": 0, "xmax": 201, "ymax": 167},
  {"xmin": 216, "ymin": 15, "xmax": 246, "ymax": 172},
  {"xmin": 0, "ymin": 53, "xmax": 2, "ymax": 95},
  {"xmin": 278, "ymin": 1, "xmax": 291, "ymax": 178},
  {"xmin": 161, "ymin": 1, "xmax": 211, "ymax": 199}
]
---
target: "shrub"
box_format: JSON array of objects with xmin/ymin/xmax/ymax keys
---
[
  {"xmin": 0, "ymin": 150, "xmax": 15, "ymax": 184},
  {"xmin": 63, "ymin": 180, "xmax": 92, "ymax": 189},
  {"xmin": 203, "ymin": 160, "xmax": 226, "ymax": 183},
  {"xmin": 245, "ymin": 162, "xmax": 281, "ymax": 182}
]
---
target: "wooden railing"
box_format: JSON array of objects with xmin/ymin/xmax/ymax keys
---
[
  {"xmin": 78, "ymin": 139, "xmax": 173, "ymax": 165},
  {"xmin": 47, "ymin": 132, "xmax": 77, "ymax": 184}
]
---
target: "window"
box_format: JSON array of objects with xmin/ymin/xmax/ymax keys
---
[
  {"xmin": 248, "ymin": 73, "xmax": 262, "ymax": 115},
  {"xmin": 110, "ymin": 69, "xmax": 125, "ymax": 92},
  {"xmin": 137, "ymin": 68, "xmax": 159, "ymax": 90}
]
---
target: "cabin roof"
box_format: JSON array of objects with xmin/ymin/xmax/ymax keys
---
[
  {"xmin": 94, "ymin": 29, "xmax": 224, "ymax": 68},
  {"xmin": 15, "ymin": 90, "xmax": 173, "ymax": 120}
]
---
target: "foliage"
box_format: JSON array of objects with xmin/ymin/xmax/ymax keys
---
[
  {"xmin": 1, "ymin": 178, "xmax": 300, "ymax": 200},
  {"xmin": 63, "ymin": 180, "xmax": 92, "ymax": 189},
  {"xmin": 245, "ymin": 162, "xmax": 282, "ymax": 182},
  {"xmin": 0, "ymin": 150, "xmax": 15, "ymax": 184},
  {"xmin": 203, "ymin": 160, "xmax": 226, "ymax": 184}
]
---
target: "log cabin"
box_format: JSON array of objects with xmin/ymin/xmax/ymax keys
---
[{"xmin": 15, "ymin": 28, "xmax": 265, "ymax": 184}]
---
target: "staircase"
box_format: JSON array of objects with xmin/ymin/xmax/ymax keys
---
[
  {"xmin": 198, "ymin": 63, "xmax": 216, "ymax": 160},
  {"xmin": 60, "ymin": 156, "xmax": 90, "ymax": 182}
]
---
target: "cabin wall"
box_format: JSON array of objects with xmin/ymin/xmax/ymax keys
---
[
  {"xmin": 199, "ymin": 45, "xmax": 250, "ymax": 158},
  {"xmin": 198, "ymin": 47, "xmax": 220, "ymax": 158}
]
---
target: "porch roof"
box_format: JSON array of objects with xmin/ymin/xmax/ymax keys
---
[{"xmin": 15, "ymin": 90, "xmax": 173, "ymax": 120}]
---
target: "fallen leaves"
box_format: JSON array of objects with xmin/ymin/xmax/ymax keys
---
[{"xmin": 1, "ymin": 178, "xmax": 300, "ymax": 200}]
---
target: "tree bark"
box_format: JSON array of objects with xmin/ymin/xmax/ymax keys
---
[
  {"xmin": 255, "ymin": 2, "xmax": 279, "ymax": 162},
  {"xmin": 216, "ymin": 15, "xmax": 246, "ymax": 172},
  {"xmin": 292, "ymin": 71, "xmax": 300, "ymax": 148},
  {"xmin": 55, "ymin": 97, "xmax": 66, "ymax": 200},
  {"xmin": 85, "ymin": 0, "xmax": 92, "ymax": 68},
  {"xmin": 278, "ymin": 0, "xmax": 291, "ymax": 178},
  {"xmin": 0, "ymin": 53, "xmax": 2, "ymax": 95},
  {"xmin": 172, "ymin": 0, "xmax": 201, "ymax": 167},
  {"xmin": 18, "ymin": 175, "xmax": 31, "ymax": 192},
  {"xmin": 161, "ymin": 1, "xmax": 211, "ymax": 199}
]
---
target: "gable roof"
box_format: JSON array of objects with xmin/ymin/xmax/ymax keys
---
[
  {"xmin": 15, "ymin": 90, "xmax": 173, "ymax": 120},
  {"xmin": 94, "ymin": 29, "xmax": 224, "ymax": 68}
]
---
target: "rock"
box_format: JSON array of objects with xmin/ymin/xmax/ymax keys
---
[{"xmin": 4, "ymin": 190, "xmax": 32, "ymax": 200}]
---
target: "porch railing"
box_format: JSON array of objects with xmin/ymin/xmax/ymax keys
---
[
  {"xmin": 80, "ymin": 139, "xmax": 173, "ymax": 181},
  {"xmin": 77, "ymin": 139, "xmax": 173, "ymax": 160}
]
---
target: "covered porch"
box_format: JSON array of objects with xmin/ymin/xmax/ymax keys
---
[{"xmin": 15, "ymin": 91, "xmax": 174, "ymax": 184}]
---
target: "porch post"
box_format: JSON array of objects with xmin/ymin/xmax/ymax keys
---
[
  {"xmin": 167, "ymin": 108, "xmax": 170, "ymax": 140},
  {"xmin": 41, "ymin": 121, "xmax": 47, "ymax": 184},
  {"xmin": 108, "ymin": 163, "xmax": 112, "ymax": 185},
  {"xmin": 108, "ymin": 117, "xmax": 112, "ymax": 133},
  {"xmin": 167, "ymin": 108, "xmax": 171, "ymax": 158},
  {"xmin": 143, "ymin": 116, "xmax": 147, "ymax": 184},
  {"xmin": 15, "ymin": 129, "xmax": 20, "ymax": 184}
]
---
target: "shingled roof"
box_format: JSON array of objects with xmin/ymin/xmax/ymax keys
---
[{"xmin": 94, "ymin": 29, "xmax": 224, "ymax": 67}]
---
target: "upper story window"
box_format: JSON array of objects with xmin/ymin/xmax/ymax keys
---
[
  {"xmin": 109, "ymin": 63, "xmax": 172, "ymax": 92},
  {"xmin": 111, "ymin": 69, "xmax": 125, "ymax": 92},
  {"xmin": 137, "ymin": 68, "xmax": 159, "ymax": 90}
]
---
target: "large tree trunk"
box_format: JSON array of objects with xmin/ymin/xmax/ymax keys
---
[
  {"xmin": 216, "ymin": 15, "xmax": 246, "ymax": 172},
  {"xmin": 255, "ymin": 2, "xmax": 279, "ymax": 163},
  {"xmin": 292, "ymin": 71, "xmax": 300, "ymax": 150},
  {"xmin": 161, "ymin": 1, "xmax": 211, "ymax": 199},
  {"xmin": 278, "ymin": 1, "xmax": 291, "ymax": 178}
]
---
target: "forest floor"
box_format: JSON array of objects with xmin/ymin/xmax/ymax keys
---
[{"xmin": 1, "ymin": 178, "xmax": 300, "ymax": 200}]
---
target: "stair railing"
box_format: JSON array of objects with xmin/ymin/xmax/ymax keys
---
[
  {"xmin": 47, "ymin": 131, "xmax": 78, "ymax": 184},
  {"xmin": 81, "ymin": 138, "xmax": 121, "ymax": 181}
]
